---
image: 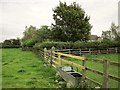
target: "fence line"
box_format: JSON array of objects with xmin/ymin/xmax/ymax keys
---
[
  {"xmin": 55, "ymin": 47, "xmax": 119, "ymax": 55},
  {"xmin": 30, "ymin": 47, "xmax": 119, "ymax": 88},
  {"xmin": 40, "ymin": 47, "xmax": 120, "ymax": 88}
]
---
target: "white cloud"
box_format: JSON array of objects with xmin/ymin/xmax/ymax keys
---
[{"xmin": 0, "ymin": 0, "xmax": 119, "ymax": 42}]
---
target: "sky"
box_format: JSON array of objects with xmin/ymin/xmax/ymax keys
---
[{"xmin": 0, "ymin": 0, "xmax": 119, "ymax": 42}]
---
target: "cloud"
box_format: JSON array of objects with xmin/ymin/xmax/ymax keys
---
[{"xmin": 0, "ymin": 0, "xmax": 119, "ymax": 42}]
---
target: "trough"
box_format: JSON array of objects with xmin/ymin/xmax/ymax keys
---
[{"xmin": 56, "ymin": 66, "xmax": 82, "ymax": 87}]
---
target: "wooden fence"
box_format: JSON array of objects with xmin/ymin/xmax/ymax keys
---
[
  {"xmin": 55, "ymin": 47, "xmax": 119, "ymax": 56},
  {"xmin": 37, "ymin": 47, "xmax": 120, "ymax": 88}
]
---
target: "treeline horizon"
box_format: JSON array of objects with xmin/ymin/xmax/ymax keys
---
[{"xmin": 1, "ymin": 1, "xmax": 120, "ymax": 49}]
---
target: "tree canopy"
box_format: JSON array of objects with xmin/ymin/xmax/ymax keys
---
[
  {"xmin": 51, "ymin": 2, "xmax": 92, "ymax": 42},
  {"xmin": 101, "ymin": 22, "xmax": 119, "ymax": 41},
  {"xmin": 36, "ymin": 25, "xmax": 51, "ymax": 42}
]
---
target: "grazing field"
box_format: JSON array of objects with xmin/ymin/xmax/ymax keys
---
[
  {"xmin": 65, "ymin": 54, "xmax": 119, "ymax": 88},
  {"xmin": 2, "ymin": 48, "xmax": 58, "ymax": 88}
]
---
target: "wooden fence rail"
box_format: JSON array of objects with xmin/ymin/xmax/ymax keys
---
[
  {"xmin": 55, "ymin": 47, "xmax": 120, "ymax": 55},
  {"xmin": 38, "ymin": 47, "xmax": 120, "ymax": 88}
]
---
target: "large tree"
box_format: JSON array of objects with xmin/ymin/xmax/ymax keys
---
[
  {"xmin": 36, "ymin": 25, "xmax": 52, "ymax": 42},
  {"xmin": 110, "ymin": 22, "xmax": 119, "ymax": 40},
  {"xmin": 22, "ymin": 25, "xmax": 37, "ymax": 46},
  {"xmin": 22, "ymin": 25, "xmax": 37, "ymax": 42},
  {"xmin": 101, "ymin": 22, "xmax": 119, "ymax": 41},
  {"xmin": 51, "ymin": 2, "xmax": 92, "ymax": 42}
]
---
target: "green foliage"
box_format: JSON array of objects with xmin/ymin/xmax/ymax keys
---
[
  {"xmin": 34, "ymin": 41, "xmax": 65, "ymax": 49},
  {"xmin": 22, "ymin": 25, "xmax": 38, "ymax": 47},
  {"xmin": 101, "ymin": 22, "xmax": 119, "ymax": 41},
  {"xmin": 51, "ymin": 1, "xmax": 92, "ymax": 42},
  {"xmin": 73, "ymin": 41, "xmax": 100, "ymax": 49},
  {"xmin": 22, "ymin": 25, "xmax": 37, "ymax": 42},
  {"xmin": 33, "ymin": 40, "xmax": 120, "ymax": 50},
  {"xmin": 22, "ymin": 39, "xmax": 36, "ymax": 47},
  {"xmin": 3, "ymin": 40, "xmax": 11, "ymax": 45},
  {"xmin": 22, "ymin": 25, "xmax": 53, "ymax": 47},
  {"xmin": 1, "ymin": 39, "xmax": 21, "ymax": 48},
  {"xmin": 34, "ymin": 41, "xmax": 73, "ymax": 50},
  {"xmin": 35, "ymin": 25, "xmax": 52, "ymax": 42}
]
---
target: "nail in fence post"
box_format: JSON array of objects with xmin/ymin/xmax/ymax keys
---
[{"xmin": 102, "ymin": 60, "xmax": 109, "ymax": 88}]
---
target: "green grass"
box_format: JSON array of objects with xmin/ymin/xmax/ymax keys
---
[
  {"xmin": 63, "ymin": 54, "xmax": 120, "ymax": 88},
  {"xmin": 2, "ymin": 48, "xmax": 58, "ymax": 88},
  {"xmin": 0, "ymin": 49, "xmax": 2, "ymax": 89},
  {"xmin": 2, "ymin": 48, "xmax": 119, "ymax": 88}
]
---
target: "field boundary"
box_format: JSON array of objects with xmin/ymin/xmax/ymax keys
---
[
  {"xmin": 55, "ymin": 47, "xmax": 120, "ymax": 55},
  {"xmin": 36, "ymin": 47, "xmax": 120, "ymax": 88}
]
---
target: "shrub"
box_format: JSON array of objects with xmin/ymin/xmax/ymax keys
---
[
  {"xmin": 33, "ymin": 41, "xmax": 74, "ymax": 50},
  {"xmin": 22, "ymin": 39, "xmax": 36, "ymax": 47},
  {"xmin": 33, "ymin": 40, "xmax": 120, "ymax": 50}
]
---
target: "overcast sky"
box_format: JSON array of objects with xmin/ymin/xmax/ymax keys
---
[{"xmin": 0, "ymin": 0, "xmax": 119, "ymax": 42}]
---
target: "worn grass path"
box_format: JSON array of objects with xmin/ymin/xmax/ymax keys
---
[{"xmin": 2, "ymin": 48, "xmax": 58, "ymax": 88}]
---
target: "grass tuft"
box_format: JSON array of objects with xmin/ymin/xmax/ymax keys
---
[{"xmin": 17, "ymin": 69, "xmax": 26, "ymax": 73}]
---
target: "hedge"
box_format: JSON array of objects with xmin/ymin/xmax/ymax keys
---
[
  {"xmin": 33, "ymin": 40, "xmax": 120, "ymax": 50},
  {"xmin": 1, "ymin": 45, "xmax": 21, "ymax": 48},
  {"xmin": 22, "ymin": 39, "xmax": 36, "ymax": 47},
  {"xmin": 33, "ymin": 41, "xmax": 73, "ymax": 50}
]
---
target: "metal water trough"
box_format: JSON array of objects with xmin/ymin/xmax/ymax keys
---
[{"xmin": 56, "ymin": 66, "xmax": 82, "ymax": 87}]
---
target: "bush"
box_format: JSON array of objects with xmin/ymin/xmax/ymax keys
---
[
  {"xmin": 22, "ymin": 39, "xmax": 36, "ymax": 47},
  {"xmin": 73, "ymin": 41, "xmax": 100, "ymax": 49},
  {"xmin": 33, "ymin": 41, "xmax": 74, "ymax": 50},
  {"xmin": 34, "ymin": 40, "xmax": 120, "ymax": 50},
  {"xmin": 98, "ymin": 40, "xmax": 119, "ymax": 49}
]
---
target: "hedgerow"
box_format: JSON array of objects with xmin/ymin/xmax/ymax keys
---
[{"xmin": 32, "ymin": 40, "xmax": 120, "ymax": 50}]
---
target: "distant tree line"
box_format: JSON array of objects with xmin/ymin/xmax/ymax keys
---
[
  {"xmin": 101, "ymin": 22, "xmax": 120, "ymax": 41},
  {"xmin": 21, "ymin": 1, "xmax": 120, "ymax": 50},
  {"xmin": 22, "ymin": 2, "xmax": 92, "ymax": 47},
  {"xmin": 1, "ymin": 38, "xmax": 21, "ymax": 48}
]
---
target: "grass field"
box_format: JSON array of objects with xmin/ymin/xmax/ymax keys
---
[
  {"xmin": 2, "ymin": 48, "xmax": 58, "ymax": 88},
  {"xmin": 64, "ymin": 54, "xmax": 119, "ymax": 88},
  {"xmin": 2, "ymin": 48, "xmax": 119, "ymax": 88}
]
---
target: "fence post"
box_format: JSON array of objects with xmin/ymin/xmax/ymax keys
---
[
  {"xmin": 115, "ymin": 47, "xmax": 118, "ymax": 53},
  {"xmin": 68, "ymin": 49, "xmax": 71, "ymax": 54},
  {"xmin": 80, "ymin": 48, "xmax": 81, "ymax": 56},
  {"xmin": 51, "ymin": 47, "xmax": 55, "ymax": 66},
  {"xmin": 58, "ymin": 54, "xmax": 62, "ymax": 66},
  {"xmin": 82, "ymin": 56, "xmax": 86, "ymax": 82},
  {"xmin": 98, "ymin": 50, "xmax": 101, "ymax": 54},
  {"xmin": 89, "ymin": 48, "xmax": 91, "ymax": 54},
  {"xmin": 107, "ymin": 49, "xmax": 109, "ymax": 54},
  {"xmin": 44, "ymin": 48, "xmax": 47, "ymax": 63},
  {"xmin": 102, "ymin": 60, "xmax": 109, "ymax": 88}
]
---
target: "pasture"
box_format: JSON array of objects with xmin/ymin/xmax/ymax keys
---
[
  {"xmin": 2, "ymin": 48, "xmax": 119, "ymax": 88},
  {"xmin": 65, "ymin": 54, "xmax": 119, "ymax": 88},
  {"xmin": 2, "ymin": 48, "xmax": 58, "ymax": 88}
]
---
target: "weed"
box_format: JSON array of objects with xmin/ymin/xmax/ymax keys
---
[
  {"xmin": 17, "ymin": 69, "xmax": 26, "ymax": 73},
  {"xmin": 3, "ymin": 62, "xmax": 8, "ymax": 65}
]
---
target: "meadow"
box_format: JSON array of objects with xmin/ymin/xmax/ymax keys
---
[
  {"xmin": 2, "ymin": 48, "xmax": 58, "ymax": 88},
  {"xmin": 65, "ymin": 54, "xmax": 119, "ymax": 88},
  {"xmin": 2, "ymin": 48, "xmax": 119, "ymax": 88}
]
